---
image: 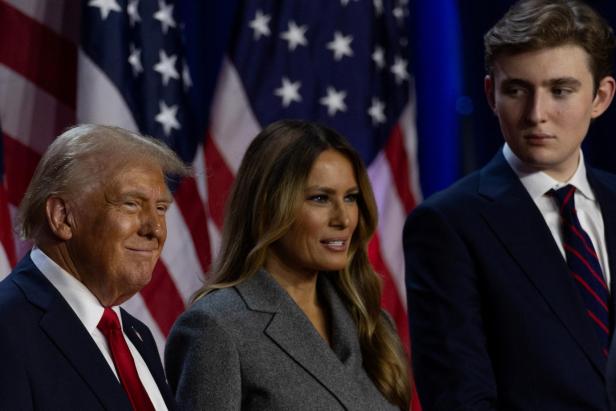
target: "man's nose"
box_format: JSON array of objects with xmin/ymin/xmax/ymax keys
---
[
  {"xmin": 526, "ymin": 90, "xmax": 548, "ymax": 124},
  {"xmin": 139, "ymin": 207, "xmax": 165, "ymax": 239}
]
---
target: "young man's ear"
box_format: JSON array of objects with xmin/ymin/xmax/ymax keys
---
[
  {"xmin": 45, "ymin": 197, "xmax": 73, "ymax": 241},
  {"xmin": 591, "ymin": 75, "xmax": 616, "ymax": 119},
  {"xmin": 484, "ymin": 74, "xmax": 496, "ymax": 112}
]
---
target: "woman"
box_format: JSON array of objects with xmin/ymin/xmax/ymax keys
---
[{"xmin": 165, "ymin": 120, "xmax": 410, "ymax": 410}]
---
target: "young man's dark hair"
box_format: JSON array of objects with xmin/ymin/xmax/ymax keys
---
[{"xmin": 484, "ymin": 0, "xmax": 615, "ymax": 88}]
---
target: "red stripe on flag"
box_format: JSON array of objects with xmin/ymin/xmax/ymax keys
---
[
  {"xmin": 384, "ymin": 124, "xmax": 417, "ymax": 213},
  {"xmin": 0, "ymin": 2, "xmax": 77, "ymax": 109},
  {"xmin": 173, "ymin": 176, "xmax": 212, "ymax": 273},
  {"xmin": 368, "ymin": 233, "xmax": 409, "ymax": 352},
  {"xmin": 3, "ymin": 133, "xmax": 41, "ymax": 206},
  {"xmin": 140, "ymin": 260, "xmax": 185, "ymax": 336},
  {"xmin": 368, "ymin": 233, "xmax": 422, "ymax": 411},
  {"xmin": 204, "ymin": 134, "xmax": 235, "ymax": 229},
  {"xmin": 0, "ymin": 179, "xmax": 16, "ymax": 266}
]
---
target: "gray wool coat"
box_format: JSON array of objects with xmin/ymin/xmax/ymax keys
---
[{"xmin": 164, "ymin": 269, "xmax": 399, "ymax": 410}]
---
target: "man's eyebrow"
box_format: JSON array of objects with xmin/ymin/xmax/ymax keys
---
[
  {"xmin": 500, "ymin": 78, "xmax": 531, "ymax": 88},
  {"xmin": 500, "ymin": 77, "xmax": 582, "ymax": 88},
  {"xmin": 548, "ymin": 77, "xmax": 582, "ymax": 87},
  {"xmin": 120, "ymin": 190, "xmax": 173, "ymax": 203}
]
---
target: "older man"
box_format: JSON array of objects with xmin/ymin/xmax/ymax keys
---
[{"xmin": 0, "ymin": 125, "xmax": 187, "ymax": 410}]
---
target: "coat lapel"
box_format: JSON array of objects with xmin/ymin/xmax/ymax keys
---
[
  {"xmin": 236, "ymin": 270, "xmax": 365, "ymax": 409},
  {"xmin": 122, "ymin": 310, "xmax": 176, "ymax": 410},
  {"xmin": 587, "ymin": 168, "xmax": 616, "ymax": 316},
  {"xmin": 12, "ymin": 258, "xmax": 132, "ymax": 410},
  {"xmin": 478, "ymin": 152, "xmax": 606, "ymax": 376}
]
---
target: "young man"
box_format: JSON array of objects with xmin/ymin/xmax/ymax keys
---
[{"xmin": 404, "ymin": 1, "xmax": 616, "ymax": 409}]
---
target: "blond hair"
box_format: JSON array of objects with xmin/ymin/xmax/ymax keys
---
[{"xmin": 18, "ymin": 124, "xmax": 189, "ymax": 242}]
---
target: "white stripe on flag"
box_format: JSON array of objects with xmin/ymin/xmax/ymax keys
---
[
  {"xmin": 401, "ymin": 82, "xmax": 423, "ymax": 204},
  {"xmin": 0, "ymin": 65, "xmax": 72, "ymax": 154},
  {"xmin": 209, "ymin": 59, "xmax": 260, "ymax": 174},
  {"xmin": 368, "ymin": 151, "xmax": 408, "ymax": 308},
  {"xmin": 161, "ymin": 203, "xmax": 206, "ymax": 304},
  {"xmin": 76, "ymin": 51, "xmax": 139, "ymax": 131},
  {"xmin": 192, "ymin": 144, "xmax": 208, "ymax": 205},
  {"xmin": 0, "ymin": 244, "xmax": 11, "ymax": 280}
]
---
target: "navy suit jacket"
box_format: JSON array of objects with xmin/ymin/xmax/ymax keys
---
[
  {"xmin": 0, "ymin": 254, "xmax": 175, "ymax": 410},
  {"xmin": 404, "ymin": 151, "xmax": 616, "ymax": 411}
]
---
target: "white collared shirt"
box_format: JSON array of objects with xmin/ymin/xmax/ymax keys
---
[
  {"xmin": 503, "ymin": 144, "xmax": 610, "ymax": 289},
  {"xmin": 31, "ymin": 248, "xmax": 168, "ymax": 410}
]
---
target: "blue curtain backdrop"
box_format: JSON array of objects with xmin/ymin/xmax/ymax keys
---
[{"xmin": 180, "ymin": 0, "xmax": 616, "ymax": 199}]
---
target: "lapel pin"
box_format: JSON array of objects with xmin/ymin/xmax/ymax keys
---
[{"xmin": 132, "ymin": 326, "xmax": 143, "ymax": 342}]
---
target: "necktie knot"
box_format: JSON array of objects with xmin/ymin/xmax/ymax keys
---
[
  {"xmin": 550, "ymin": 184, "xmax": 576, "ymax": 213},
  {"xmin": 98, "ymin": 307, "xmax": 122, "ymax": 334}
]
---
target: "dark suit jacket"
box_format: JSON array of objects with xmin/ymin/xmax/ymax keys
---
[
  {"xmin": 165, "ymin": 269, "xmax": 398, "ymax": 411},
  {"xmin": 0, "ymin": 253, "xmax": 176, "ymax": 410},
  {"xmin": 404, "ymin": 151, "xmax": 616, "ymax": 411}
]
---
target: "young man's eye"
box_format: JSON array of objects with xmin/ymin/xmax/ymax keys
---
[
  {"xmin": 503, "ymin": 87, "xmax": 525, "ymax": 97},
  {"xmin": 552, "ymin": 87, "xmax": 572, "ymax": 97}
]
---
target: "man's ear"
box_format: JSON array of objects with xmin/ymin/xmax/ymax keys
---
[
  {"xmin": 45, "ymin": 197, "xmax": 73, "ymax": 241},
  {"xmin": 484, "ymin": 74, "xmax": 496, "ymax": 113},
  {"xmin": 591, "ymin": 76, "xmax": 616, "ymax": 119}
]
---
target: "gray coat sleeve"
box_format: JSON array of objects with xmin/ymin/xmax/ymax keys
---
[{"xmin": 165, "ymin": 308, "xmax": 242, "ymax": 411}]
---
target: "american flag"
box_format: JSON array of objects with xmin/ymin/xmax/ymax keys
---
[
  {"xmin": 0, "ymin": 121, "xmax": 15, "ymax": 276},
  {"xmin": 1, "ymin": 0, "xmax": 420, "ymax": 407}
]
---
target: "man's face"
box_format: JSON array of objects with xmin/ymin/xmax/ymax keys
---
[
  {"xmin": 66, "ymin": 160, "xmax": 172, "ymax": 306},
  {"xmin": 485, "ymin": 44, "xmax": 614, "ymax": 181}
]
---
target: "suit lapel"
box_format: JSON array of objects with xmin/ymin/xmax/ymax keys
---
[
  {"xmin": 587, "ymin": 169, "xmax": 616, "ymax": 309},
  {"xmin": 236, "ymin": 270, "xmax": 364, "ymax": 409},
  {"xmin": 478, "ymin": 152, "xmax": 606, "ymax": 376},
  {"xmin": 122, "ymin": 310, "xmax": 176, "ymax": 410},
  {"xmin": 12, "ymin": 259, "xmax": 132, "ymax": 410}
]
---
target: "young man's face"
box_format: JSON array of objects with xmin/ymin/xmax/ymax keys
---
[{"xmin": 485, "ymin": 44, "xmax": 614, "ymax": 181}]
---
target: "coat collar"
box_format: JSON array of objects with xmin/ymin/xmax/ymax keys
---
[
  {"xmin": 235, "ymin": 269, "xmax": 373, "ymax": 409},
  {"xmin": 478, "ymin": 151, "xmax": 615, "ymax": 377},
  {"xmin": 10, "ymin": 254, "xmax": 133, "ymax": 410},
  {"xmin": 122, "ymin": 310, "xmax": 176, "ymax": 410}
]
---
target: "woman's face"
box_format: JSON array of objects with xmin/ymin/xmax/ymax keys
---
[{"xmin": 266, "ymin": 149, "xmax": 360, "ymax": 279}]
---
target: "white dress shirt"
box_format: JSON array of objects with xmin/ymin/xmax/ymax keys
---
[
  {"xmin": 503, "ymin": 144, "xmax": 610, "ymax": 289},
  {"xmin": 31, "ymin": 248, "xmax": 168, "ymax": 410}
]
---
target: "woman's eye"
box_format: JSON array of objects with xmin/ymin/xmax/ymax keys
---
[{"xmin": 309, "ymin": 195, "xmax": 328, "ymax": 203}]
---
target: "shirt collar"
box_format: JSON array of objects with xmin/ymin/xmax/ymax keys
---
[
  {"xmin": 503, "ymin": 143, "xmax": 595, "ymax": 201},
  {"xmin": 30, "ymin": 248, "xmax": 122, "ymax": 333}
]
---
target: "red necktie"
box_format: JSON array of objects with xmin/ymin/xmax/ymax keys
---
[
  {"xmin": 552, "ymin": 185, "xmax": 611, "ymax": 357},
  {"xmin": 97, "ymin": 307, "xmax": 155, "ymax": 411}
]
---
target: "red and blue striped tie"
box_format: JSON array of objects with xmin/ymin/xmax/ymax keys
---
[{"xmin": 552, "ymin": 185, "xmax": 610, "ymax": 357}]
